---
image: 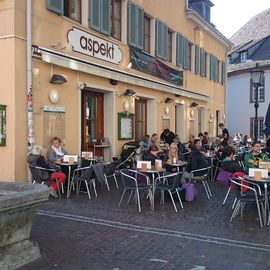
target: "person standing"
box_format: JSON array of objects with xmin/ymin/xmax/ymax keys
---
[
  {"xmin": 160, "ymin": 128, "xmax": 175, "ymax": 145},
  {"xmin": 219, "ymin": 123, "xmax": 229, "ymax": 142}
]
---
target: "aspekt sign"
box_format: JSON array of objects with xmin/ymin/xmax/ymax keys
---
[{"xmin": 67, "ymin": 27, "xmax": 122, "ymax": 64}]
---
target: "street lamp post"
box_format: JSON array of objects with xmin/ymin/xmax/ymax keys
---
[{"xmin": 250, "ymin": 63, "xmax": 264, "ymax": 142}]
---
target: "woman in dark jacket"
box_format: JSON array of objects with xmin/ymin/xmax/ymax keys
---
[
  {"xmin": 28, "ymin": 145, "xmax": 66, "ymax": 197},
  {"xmin": 142, "ymin": 145, "xmax": 160, "ymax": 165}
]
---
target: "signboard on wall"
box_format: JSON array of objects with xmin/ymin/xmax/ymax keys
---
[
  {"xmin": 67, "ymin": 27, "xmax": 123, "ymax": 64},
  {"xmin": 43, "ymin": 107, "xmax": 65, "ymax": 147}
]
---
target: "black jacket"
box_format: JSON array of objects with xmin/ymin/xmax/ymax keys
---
[
  {"xmin": 187, "ymin": 148, "xmax": 208, "ymax": 176},
  {"xmin": 221, "ymin": 159, "xmax": 246, "ymax": 174}
]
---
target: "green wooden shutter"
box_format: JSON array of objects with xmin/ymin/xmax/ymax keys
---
[
  {"xmin": 221, "ymin": 61, "xmax": 225, "ymax": 85},
  {"xmin": 200, "ymin": 48, "xmax": 205, "ymax": 76},
  {"xmin": 156, "ymin": 20, "xmax": 167, "ymax": 59},
  {"xmin": 195, "ymin": 45, "xmax": 200, "ymax": 74},
  {"xmin": 47, "ymin": 0, "xmax": 63, "ymax": 15},
  {"xmin": 210, "ymin": 54, "xmax": 213, "ymax": 80},
  {"xmin": 137, "ymin": 6, "xmax": 144, "ymax": 49},
  {"xmin": 90, "ymin": 0, "xmax": 101, "ymax": 31},
  {"xmin": 128, "ymin": 2, "xmax": 143, "ymax": 49},
  {"xmin": 177, "ymin": 33, "xmax": 183, "ymax": 66},
  {"xmin": 101, "ymin": 0, "xmax": 111, "ymax": 35},
  {"xmin": 183, "ymin": 37, "xmax": 189, "ymax": 70}
]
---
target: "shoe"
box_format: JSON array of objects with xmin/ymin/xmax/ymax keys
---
[{"xmin": 49, "ymin": 188, "xmax": 58, "ymax": 198}]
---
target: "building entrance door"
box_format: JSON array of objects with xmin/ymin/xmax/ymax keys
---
[{"xmin": 81, "ymin": 90, "xmax": 104, "ymax": 155}]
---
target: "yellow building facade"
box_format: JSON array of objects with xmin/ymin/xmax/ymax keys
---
[{"xmin": 0, "ymin": 0, "xmax": 231, "ymax": 182}]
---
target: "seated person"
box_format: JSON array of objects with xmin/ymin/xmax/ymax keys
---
[
  {"xmin": 173, "ymin": 136, "xmax": 187, "ymax": 160},
  {"xmin": 142, "ymin": 145, "xmax": 160, "ymax": 166},
  {"xmin": 165, "ymin": 143, "xmax": 179, "ymax": 163},
  {"xmin": 138, "ymin": 134, "xmax": 150, "ymax": 159},
  {"xmin": 181, "ymin": 139, "xmax": 209, "ymax": 183},
  {"xmin": 149, "ymin": 133, "xmax": 159, "ymax": 147},
  {"xmin": 28, "ymin": 145, "xmax": 66, "ymax": 197},
  {"xmin": 160, "ymin": 128, "xmax": 175, "ymax": 145},
  {"xmin": 221, "ymin": 146, "xmax": 246, "ymax": 174},
  {"xmin": 164, "ymin": 143, "xmax": 180, "ymax": 172},
  {"xmin": 48, "ymin": 136, "xmax": 69, "ymax": 164},
  {"xmin": 244, "ymin": 141, "xmax": 269, "ymax": 169}
]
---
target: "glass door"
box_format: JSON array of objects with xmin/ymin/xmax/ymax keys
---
[
  {"xmin": 135, "ymin": 99, "xmax": 147, "ymax": 141},
  {"xmin": 81, "ymin": 91, "xmax": 104, "ymax": 153}
]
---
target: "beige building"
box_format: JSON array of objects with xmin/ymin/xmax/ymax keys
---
[{"xmin": 0, "ymin": 0, "xmax": 231, "ymax": 182}]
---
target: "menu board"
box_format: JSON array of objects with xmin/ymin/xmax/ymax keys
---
[
  {"xmin": 43, "ymin": 109, "xmax": 65, "ymax": 147},
  {"xmin": 118, "ymin": 112, "xmax": 134, "ymax": 140}
]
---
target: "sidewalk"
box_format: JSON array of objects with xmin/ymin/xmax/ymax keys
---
[{"xmin": 19, "ymin": 180, "xmax": 270, "ymax": 270}]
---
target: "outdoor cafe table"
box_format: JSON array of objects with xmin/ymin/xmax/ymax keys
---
[
  {"xmin": 60, "ymin": 162, "xmax": 79, "ymax": 198},
  {"xmin": 137, "ymin": 167, "xmax": 166, "ymax": 211},
  {"xmin": 164, "ymin": 161, "xmax": 187, "ymax": 172},
  {"xmin": 243, "ymin": 175, "xmax": 270, "ymax": 226}
]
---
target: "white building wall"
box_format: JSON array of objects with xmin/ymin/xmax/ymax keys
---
[{"xmin": 227, "ymin": 70, "xmax": 270, "ymax": 138}]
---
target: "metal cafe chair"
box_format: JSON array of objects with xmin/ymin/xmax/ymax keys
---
[
  {"xmin": 155, "ymin": 172, "xmax": 184, "ymax": 212},
  {"xmin": 118, "ymin": 169, "xmax": 152, "ymax": 212},
  {"xmin": 229, "ymin": 177, "xmax": 265, "ymax": 227},
  {"xmin": 29, "ymin": 165, "xmax": 62, "ymax": 197},
  {"xmin": 69, "ymin": 166, "xmax": 96, "ymax": 199},
  {"xmin": 103, "ymin": 161, "xmax": 119, "ymax": 190},
  {"xmin": 189, "ymin": 167, "xmax": 212, "ymax": 200}
]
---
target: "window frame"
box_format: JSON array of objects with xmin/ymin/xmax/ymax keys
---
[
  {"xmin": 240, "ymin": 51, "xmax": 247, "ymax": 62},
  {"xmin": 250, "ymin": 117, "xmax": 264, "ymax": 138},
  {"xmin": 250, "ymin": 76, "xmax": 265, "ymax": 103},
  {"xmin": 64, "ymin": 0, "xmax": 82, "ymax": 22}
]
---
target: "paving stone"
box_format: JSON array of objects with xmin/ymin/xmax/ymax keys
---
[{"xmin": 18, "ymin": 181, "xmax": 270, "ymax": 270}]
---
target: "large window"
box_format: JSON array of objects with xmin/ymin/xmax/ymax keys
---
[
  {"xmin": 156, "ymin": 20, "xmax": 168, "ymax": 60},
  {"xmin": 64, "ymin": 0, "xmax": 81, "ymax": 21},
  {"xmin": 128, "ymin": 2, "xmax": 144, "ymax": 49},
  {"xmin": 111, "ymin": 0, "xmax": 121, "ymax": 40},
  {"xmin": 250, "ymin": 76, "xmax": 265, "ymax": 103},
  {"xmin": 144, "ymin": 15, "xmax": 151, "ymax": 53},
  {"xmin": 250, "ymin": 117, "xmax": 264, "ymax": 138},
  {"xmin": 47, "ymin": 0, "xmax": 81, "ymax": 22}
]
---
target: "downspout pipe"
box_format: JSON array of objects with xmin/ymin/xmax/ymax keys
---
[{"xmin": 27, "ymin": 0, "xmax": 34, "ymax": 182}]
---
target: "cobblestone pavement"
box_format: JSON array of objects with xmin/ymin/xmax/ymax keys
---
[{"xmin": 19, "ymin": 179, "xmax": 270, "ymax": 270}]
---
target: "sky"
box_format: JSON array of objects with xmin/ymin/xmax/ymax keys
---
[{"xmin": 211, "ymin": 0, "xmax": 270, "ymax": 39}]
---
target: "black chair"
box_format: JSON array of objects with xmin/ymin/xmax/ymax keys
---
[
  {"xmin": 69, "ymin": 166, "xmax": 96, "ymax": 199},
  {"xmin": 189, "ymin": 167, "xmax": 212, "ymax": 200},
  {"xmin": 103, "ymin": 161, "xmax": 119, "ymax": 190},
  {"xmin": 118, "ymin": 169, "xmax": 152, "ymax": 212},
  {"xmin": 229, "ymin": 177, "xmax": 265, "ymax": 227},
  {"xmin": 155, "ymin": 172, "xmax": 184, "ymax": 212},
  {"xmin": 29, "ymin": 165, "xmax": 62, "ymax": 197}
]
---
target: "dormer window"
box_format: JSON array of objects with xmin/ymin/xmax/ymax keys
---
[{"xmin": 240, "ymin": 51, "xmax": 247, "ymax": 62}]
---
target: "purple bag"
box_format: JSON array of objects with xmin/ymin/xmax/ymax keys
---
[
  {"xmin": 216, "ymin": 170, "xmax": 233, "ymax": 184},
  {"xmin": 182, "ymin": 183, "xmax": 197, "ymax": 202}
]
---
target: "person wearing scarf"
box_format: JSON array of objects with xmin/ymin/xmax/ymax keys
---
[{"xmin": 48, "ymin": 136, "xmax": 69, "ymax": 164}]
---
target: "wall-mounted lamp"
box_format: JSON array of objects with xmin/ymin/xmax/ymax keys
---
[
  {"xmin": 210, "ymin": 112, "xmax": 214, "ymax": 119},
  {"xmin": 190, "ymin": 109, "xmax": 194, "ymax": 118},
  {"xmin": 165, "ymin": 106, "xmax": 170, "ymax": 115},
  {"xmin": 164, "ymin": 97, "xmax": 174, "ymax": 104},
  {"xmin": 123, "ymin": 100, "xmax": 130, "ymax": 112},
  {"xmin": 190, "ymin": 102, "xmax": 199, "ymax": 108},
  {"xmin": 109, "ymin": 79, "xmax": 118, "ymax": 85},
  {"xmin": 50, "ymin": 74, "xmax": 67, "ymax": 84},
  {"xmin": 127, "ymin": 62, "xmax": 132, "ymax": 69},
  {"xmin": 123, "ymin": 89, "xmax": 136, "ymax": 96},
  {"xmin": 49, "ymin": 89, "xmax": 60, "ymax": 104}
]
